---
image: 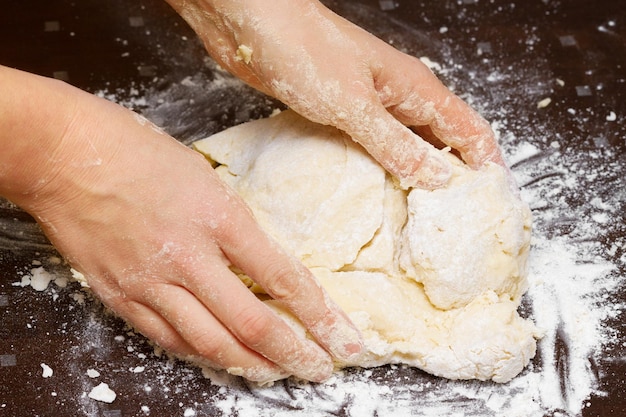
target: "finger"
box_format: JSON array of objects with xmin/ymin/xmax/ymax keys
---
[
  {"xmin": 135, "ymin": 282, "xmax": 296, "ymax": 383},
  {"xmin": 180, "ymin": 258, "xmax": 335, "ymax": 382},
  {"xmin": 213, "ymin": 205, "xmax": 365, "ymax": 363},
  {"xmin": 395, "ymin": 91, "xmax": 505, "ymax": 168},
  {"xmin": 109, "ymin": 298, "xmax": 211, "ymax": 363},
  {"xmin": 374, "ymin": 52, "xmax": 506, "ymax": 169},
  {"xmin": 338, "ymin": 97, "xmax": 453, "ymax": 190}
]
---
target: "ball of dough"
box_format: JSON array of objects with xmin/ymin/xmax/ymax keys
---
[{"xmin": 193, "ymin": 110, "xmax": 539, "ymax": 383}]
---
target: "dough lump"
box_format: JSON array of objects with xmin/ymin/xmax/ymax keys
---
[{"xmin": 193, "ymin": 110, "xmax": 539, "ymax": 383}]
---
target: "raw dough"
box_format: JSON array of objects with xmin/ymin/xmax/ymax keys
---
[{"xmin": 193, "ymin": 110, "xmax": 539, "ymax": 383}]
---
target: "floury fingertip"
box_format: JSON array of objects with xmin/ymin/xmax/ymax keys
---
[
  {"xmin": 399, "ymin": 150, "xmax": 453, "ymax": 190},
  {"xmin": 308, "ymin": 304, "xmax": 365, "ymax": 365}
]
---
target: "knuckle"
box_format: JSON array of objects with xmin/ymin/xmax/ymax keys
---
[
  {"xmin": 234, "ymin": 306, "xmax": 274, "ymax": 348},
  {"xmin": 262, "ymin": 261, "xmax": 304, "ymax": 302},
  {"xmin": 189, "ymin": 330, "xmax": 229, "ymax": 360}
]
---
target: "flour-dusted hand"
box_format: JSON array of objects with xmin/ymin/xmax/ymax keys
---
[
  {"xmin": 166, "ymin": 0, "xmax": 506, "ymax": 189},
  {"xmin": 0, "ymin": 66, "xmax": 363, "ymax": 383}
]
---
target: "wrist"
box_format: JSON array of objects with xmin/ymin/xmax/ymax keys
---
[
  {"xmin": 164, "ymin": 0, "xmax": 325, "ymax": 84},
  {"xmin": 0, "ymin": 67, "xmax": 76, "ymax": 205},
  {"xmin": 0, "ymin": 67, "xmax": 123, "ymax": 218}
]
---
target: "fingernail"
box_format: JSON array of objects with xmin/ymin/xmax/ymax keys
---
[
  {"xmin": 309, "ymin": 310, "xmax": 364, "ymax": 364},
  {"xmin": 343, "ymin": 342, "xmax": 364, "ymax": 359},
  {"xmin": 330, "ymin": 329, "xmax": 364, "ymax": 363}
]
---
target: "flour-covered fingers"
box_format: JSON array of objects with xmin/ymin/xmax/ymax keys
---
[
  {"xmin": 179, "ymin": 261, "xmax": 335, "ymax": 382},
  {"xmin": 372, "ymin": 51, "xmax": 506, "ymax": 170},
  {"xmin": 216, "ymin": 216, "xmax": 365, "ymax": 363},
  {"xmin": 135, "ymin": 282, "xmax": 299, "ymax": 383},
  {"xmin": 109, "ymin": 299, "xmax": 212, "ymax": 365},
  {"xmin": 400, "ymin": 92, "xmax": 505, "ymax": 169},
  {"xmin": 256, "ymin": 256, "xmax": 365, "ymax": 363}
]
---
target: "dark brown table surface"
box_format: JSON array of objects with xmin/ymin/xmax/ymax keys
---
[{"xmin": 1, "ymin": 1, "xmax": 624, "ymax": 416}]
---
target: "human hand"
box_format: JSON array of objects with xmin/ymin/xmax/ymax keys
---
[
  {"xmin": 166, "ymin": 0, "xmax": 506, "ymax": 189},
  {"xmin": 1, "ymin": 69, "xmax": 363, "ymax": 383}
]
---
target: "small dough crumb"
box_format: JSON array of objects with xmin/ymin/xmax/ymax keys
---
[
  {"xmin": 70, "ymin": 268, "xmax": 90, "ymax": 287},
  {"xmin": 88, "ymin": 382, "xmax": 117, "ymax": 403},
  {"xmin": 41, "ymin": 363, "xmax": 53, "ymax": 378},
  {"xmin": 537, "ymin": 97, "xmax": 552, "ymax": 108},
  {"xmin": 29, "ymin": 267, "xmax": 54, "ymax": 291},
  {"xmin": 235, "ymin": 44, "xmax": 253, "ymax": 64}
]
